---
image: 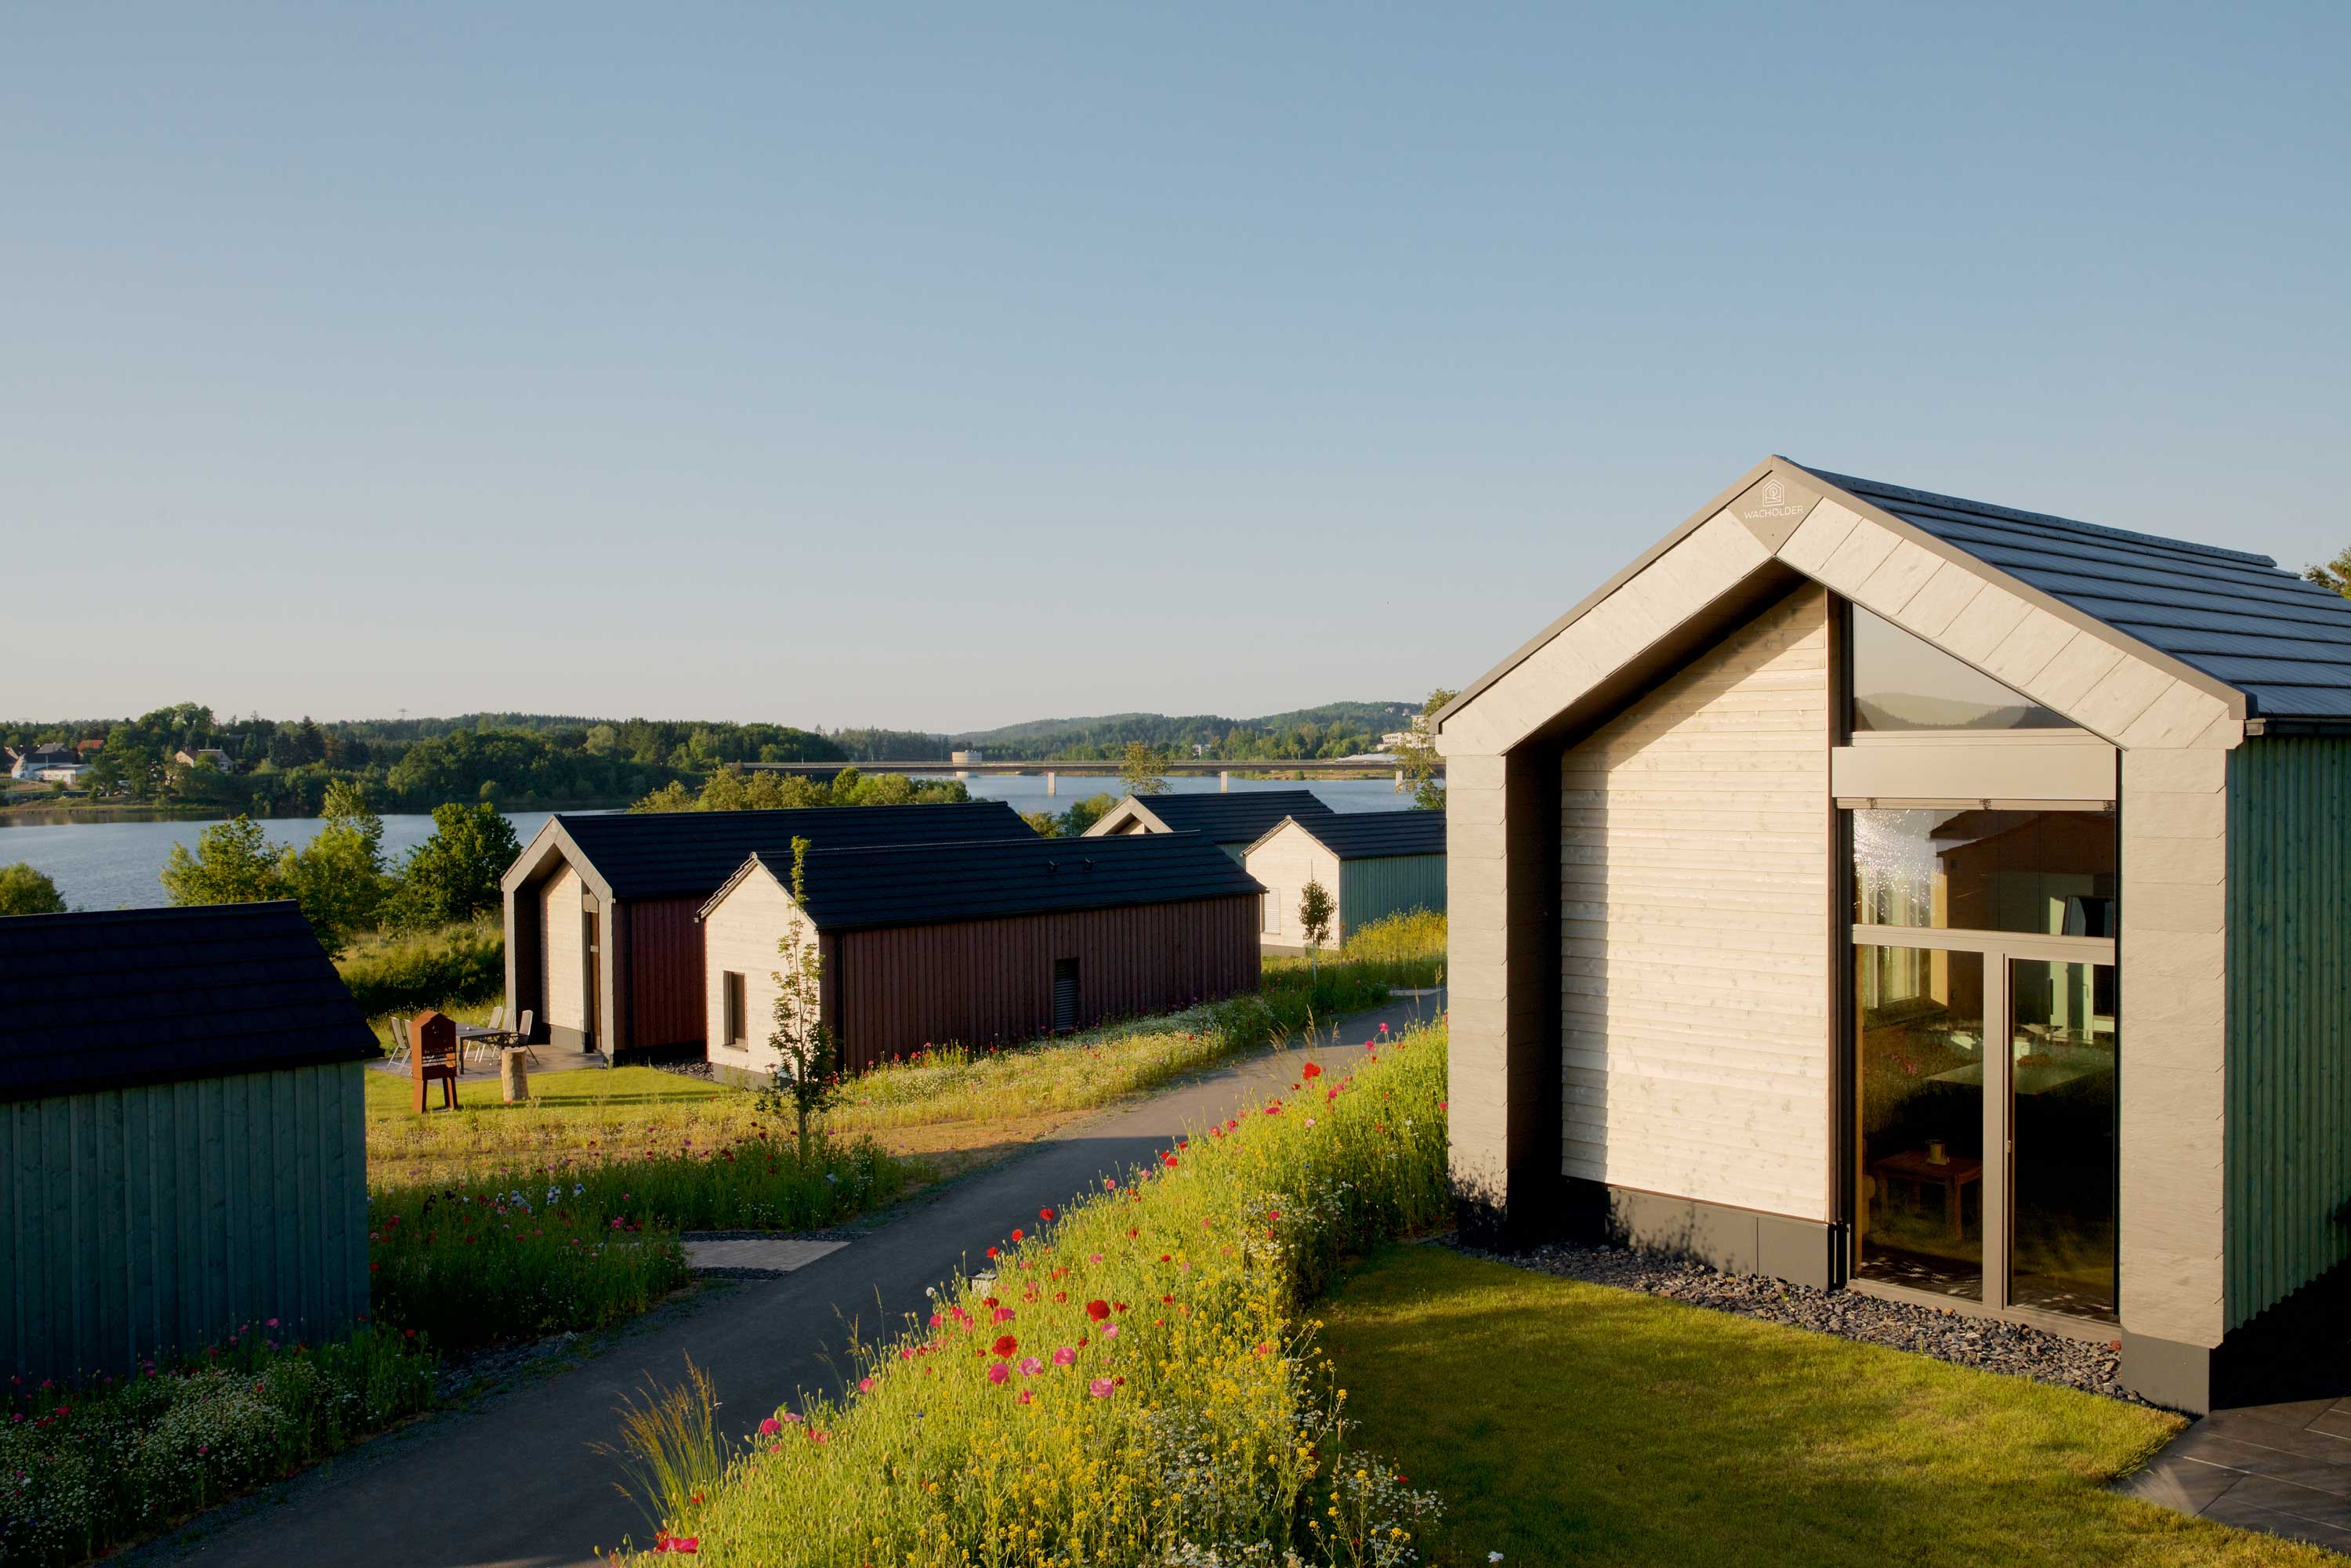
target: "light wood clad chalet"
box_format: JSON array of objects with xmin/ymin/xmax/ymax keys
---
[{"xmin": 1440, "ymin": 456, "xmax": 2351, "ymax": 1411}]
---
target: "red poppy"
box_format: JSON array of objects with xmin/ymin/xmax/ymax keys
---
[
  {"xmin": 1011, "ymin": 1228, "xmax": 1024, "ymax": 1242},
  {"xmin": 1039, "ymin": 1208, "xmax": 1056, "ymax": 1222},
  {"xmin": 1302, "ymin": 1062, "xmax": 1322, "ymax": 1079},
  {"xmin": 1085, "ymin": 1299, "xmax": 1110, "ymax": 1320},
  {"xmin": 993, "ymin": 1334, "xmax": 1018, "ymax": 1356},
  {"xmin": 986, "ymin": 1246, "xmax": 999, "ymax": 1259}
]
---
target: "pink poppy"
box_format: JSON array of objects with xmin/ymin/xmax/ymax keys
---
[
  {"xmin": 759, "ymin": 1418, "xmax": 782, "ymax": 1436},
  {"xmin": 986, "ymin": 1361, "xmax": 1010, "ymax": 1385},
  {"xmin": 1019, "ymin": 1356, "xmax": 1043, "ymax": 1377},
  {"xmin": 1052, "ymin": 1345, "xmax": 1076, "ymax": 1367},
  {"xmin": 1089, "ymin": 1378, "xmax": 1114, "ymax": 1398}
]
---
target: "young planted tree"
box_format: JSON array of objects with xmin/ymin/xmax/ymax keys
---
[
  {"xmin": 759, "ymin": 837, "xmax": 843, "ymax": 1162},
  {"xmin": 1118, "ymin": 741, "xmax": 1169, "ymax": 797},
  {"xmin": 1297, "ymin": 876, "xmax": 1335, "ymax": 976}
]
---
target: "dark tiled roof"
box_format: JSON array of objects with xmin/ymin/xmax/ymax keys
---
[
  {"xmin": 554, "ymin": 802, "xmax": 1034, "ymax": 899},
  {"xmin": 1281, "ymin": 810, "xmax": 1447, "ymax": 860},
  {"xmin": 1808, "ymin": 466, "xmax": 2351, "ymax": 721},
  {"xmin": 755, "ymin": 831, "xmax": 1262, "ymax": 932},
  {"xmin": 1120, "ymin": 790, "xmax": 1336, "ymax": 844},
  {"xmin": 0, "ymin": 903, "xmax": 379, "ymax": 1103}
]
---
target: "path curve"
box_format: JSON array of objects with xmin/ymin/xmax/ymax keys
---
[{"xmin": 143, "ymin": 991, "xmax": 1444, "ymax": 1568}]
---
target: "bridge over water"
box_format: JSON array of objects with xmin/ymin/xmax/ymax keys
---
[{"xmin": 741, "ymin": 757, "xmax": 1440, "ymax": 793}]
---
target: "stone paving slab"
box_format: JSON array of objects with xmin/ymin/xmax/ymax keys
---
[
  {"xmin": 682, "ymin": 1236, "xmax": 848, "ymax": 1275},
  {"xmin": 2120, "ymin": 1395, "xmax": 2351, "ymax": 1555}
]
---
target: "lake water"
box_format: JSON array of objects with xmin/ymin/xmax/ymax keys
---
[{"xmin": 0, "ymin": 775, "xmax": 1412, "ymax": 911}]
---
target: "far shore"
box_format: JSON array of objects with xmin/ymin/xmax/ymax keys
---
[{"xmin": 0, "ymin": 797, "xmax": 638, "ymax": 826}]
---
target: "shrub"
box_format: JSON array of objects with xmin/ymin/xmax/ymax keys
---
[
  {"xmin": 0, "ymin": 1324, "xmax": 434, "ymax": 1567},
  {"xmin": 336, "ymin": 917, "xmax": 503, "ymax": 1019},
  {"xmin": 630, "ymin": 1021, "xmax": 1453, "ymax": 1564},
  {"xmin": 368, "ymin": 1133, "xmax": 906, "ymax": 1353}
]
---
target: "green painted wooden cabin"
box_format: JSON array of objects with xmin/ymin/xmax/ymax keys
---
[{"xmin": 0, "ymin": 902, "xmax": 377, "ymax": 1383}]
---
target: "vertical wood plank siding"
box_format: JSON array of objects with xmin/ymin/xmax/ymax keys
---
[
  {"xmin": 831, "ymin": 896, "xmax": 1261, "ymax": 1071},
  {"xmin": 0, "ymin": 1063, "xmax": 368, "ymax": 1383},
  {"xmin": 1335, "ymin": 853, "xmax": 1447, "ymax": 940},
  {"xmin": 624, "ymin": 896, "xmax": 708, "ymax": 1055},
  {"xmin": 2226, "ymin": 735, "xmax": 2351, "ymax": 1328}
]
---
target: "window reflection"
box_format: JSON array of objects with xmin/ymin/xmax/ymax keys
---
[
  {"xmin": 2009, "ymin": 959, "xmax": 2118, "ymax": 1320},
  {"xmin": 1850, "ymin": 607, "xmax": 2075, "ymax": 732},
  {"xmin": 1857, "ymin": 945, "xmax": 1985, "ymax": 1300},
  {"xmin": 1852, "ymin": 808, "xmax": 2116, "ymax": 938}
]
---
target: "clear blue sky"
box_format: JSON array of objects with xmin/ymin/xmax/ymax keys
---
[{"xmin": 6, "ymin": 4, "xmax": 2344, "ymax": 730}]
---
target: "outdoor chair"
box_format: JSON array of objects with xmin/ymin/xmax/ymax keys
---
[
  {"xmin": 512, "ymin": 1008, "xmax": 538, "ymax": 1067},
  {"xmin": 464, "ymin": 1004, "xmax": 509, "ymax": 1070},
  {"xmin": 385, "ymin": 1015, "xmax": 411, "ymax": 1068}
]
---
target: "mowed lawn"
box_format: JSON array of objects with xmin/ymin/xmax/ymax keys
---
[
  {"xmin": 1321, "ymin": 1247, "xmax": 2331, "ymax": 1568},
  {"xmin": 363, "ymin": 1016, "xmax": 1246, "ymax": 1188}
]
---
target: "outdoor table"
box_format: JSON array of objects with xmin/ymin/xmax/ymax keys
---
[{"xmin": 1869, "ymin": 1149, "xmax": 1983, "ymax": 1240}]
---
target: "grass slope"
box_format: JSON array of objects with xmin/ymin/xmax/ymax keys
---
[{"xmin": 1321, "ymin": 1246, "xmax": 2326, "ymax": 1568}]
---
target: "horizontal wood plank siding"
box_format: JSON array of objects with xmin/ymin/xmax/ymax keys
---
[
  {"xmin": 1558, "ymin": 585, "xmax": 1831, "ymax": 1221},
  {"xmin": 625, "ymin": 896, "xmax": 706, "ymax": 1055},
  {"xmin": 1, "ymin": 1063, "xmax": 368, "ymax": 1383},
  {"xmin": 2226, "ymin": 734, "xmax": 2351, "ymax": 1328},
  {"xmin": 1243, "ymin": 822, "xmax": 1341, "ymax": 951},
  {"xmin": 832, "ymin": 897, "xmax": 1260, "ymax": 1072},
  {"xmin": 541, "ymin": 867, "xmax": 584, "ymax": 1033}
]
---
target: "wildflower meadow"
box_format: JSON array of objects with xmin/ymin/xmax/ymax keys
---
[
  {"xmin": 0, "ymin": 1323, "xmax": 434, "ymax": 1567},
  {"xmin": 369, "ymin": 1132, "xmax": 905, "ymax": 1353},
  {"xmin": 626, "ymin": 1018, "xmax": 1454, "ymax": 1566}
]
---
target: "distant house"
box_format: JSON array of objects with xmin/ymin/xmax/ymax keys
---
[
  {"xmin": 1243, "ymin": 811, "xmax": 1447, "ymax": 951},
  {"xmin": 9, "ymin": 744, "xmax": 88, "ymax": 784},
  {"xmin": 0, "ymin": 904, "xmax": 378, "ymax": 1382},
  {"xmin": 698, "ymin": 831, "xmax": 1262, "ymax": 1077},
  {"xmin": 174, "ymin": 748, "xmax": 236, "ymax": 773},
  {"xmin": 498, "ymin": 802, "xmax": 1036, "ymax": 1060},
  {"xmin": 1083, "ymin": 788, "xmax": 1336, "ymax": 862}
]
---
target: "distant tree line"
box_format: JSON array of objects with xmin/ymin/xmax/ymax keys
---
[
  {"xmin": 4, "ymin": 699, "xmax": 1430, "ymax": 817},
  {"xmin": 632, "ymin": 765, "xmax": 973, "ymax": 813},
  {"xmin": 158, "ymin": 784, "xmax": 520, "ymax": 955}
]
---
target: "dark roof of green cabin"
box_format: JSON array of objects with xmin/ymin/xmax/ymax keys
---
[{"xmin": 0, "ymin": 902, "xmax": 378, "ymax": 1103}]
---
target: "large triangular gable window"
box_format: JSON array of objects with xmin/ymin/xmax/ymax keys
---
[{"xmin": 1849, "ymin": 607, "xmax": 2078, "ymax": 733}]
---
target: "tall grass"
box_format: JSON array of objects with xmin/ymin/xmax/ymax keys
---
[
  {"xmin": 337, "ymin": 916, "xmax": 503, "ymax": 1019},
  {"xmin": 626, "ymin": 1022, "xmax": 1454, "ymax": 1565},
  {"xmin": 0, "ymin": 1325, "xmax": 435, "ymax": 1567},
  {"xmin": 597, "ymin": 1360, "xmax": 730, "ymax": 1536},
  {"xmin": 367, "ymin": 1134, "xmax": 904, "ymax": 1353}
]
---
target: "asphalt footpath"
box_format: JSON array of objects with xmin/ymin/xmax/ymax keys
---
[{"xmin": 145, "ymin": 990, "xmax": 1445, "ymax": 1568}]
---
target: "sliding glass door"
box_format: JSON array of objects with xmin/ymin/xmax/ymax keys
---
[
  {"xmin": 2007, "ymin": 958, "xmax": 2118, "ymax": 1318},
  {"xmin": 1847, "ymin": 806, "xmax": 2118, "ymax": 1324}
]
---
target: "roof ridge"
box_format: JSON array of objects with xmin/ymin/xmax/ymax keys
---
[{"xmin": 1799, "ymin": 464, "xmax": 2278, "ymax": 570}]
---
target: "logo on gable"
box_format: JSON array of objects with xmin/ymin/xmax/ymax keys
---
[{"xmin": 1741, "ymin": 473, "xmax": 1810, "ymax": 522}]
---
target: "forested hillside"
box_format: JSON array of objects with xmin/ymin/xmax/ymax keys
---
[{"xmin": 3, "ymin": 699, "xmax": 1418, "ymax": 816}]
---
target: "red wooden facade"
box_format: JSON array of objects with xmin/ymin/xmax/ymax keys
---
[
  {"xmin": 621, "ymin": 896, "xmax": 706, "ymax": 1057},
  {"xmin": 824, "ymin": 894, "xmax": 1261, "ymax": 1072}
]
